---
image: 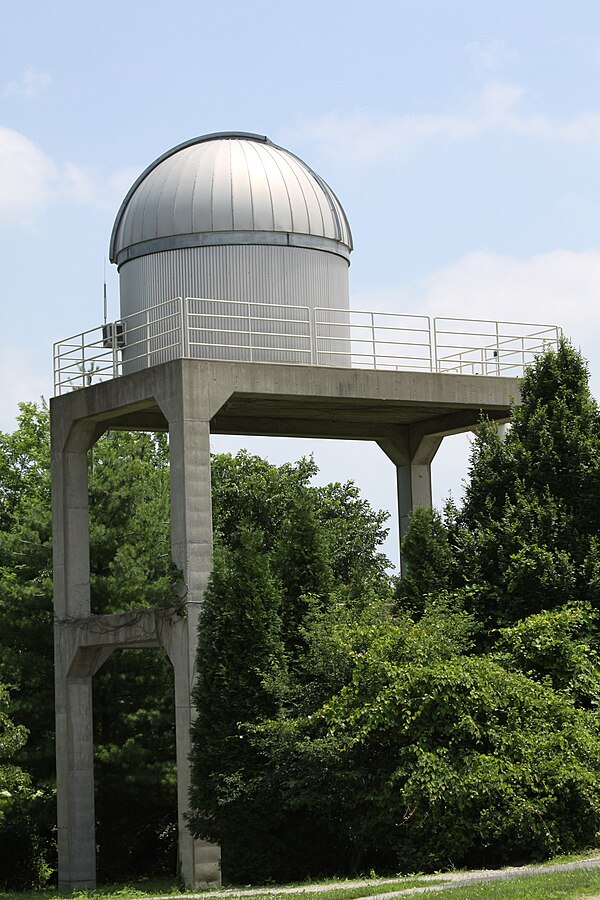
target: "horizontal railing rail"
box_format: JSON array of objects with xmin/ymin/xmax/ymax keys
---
[
  {"xmin": 53, "ymin": 297, "xmax": 562, "ymax": 395},
  {"xmin": 433, "ymin": 317, "xmax": 562, "ymax": 376}
]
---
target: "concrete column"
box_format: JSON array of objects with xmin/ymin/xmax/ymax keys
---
[
  {"xmin": 377, "ymin": 430, "xmax": 443, "ymax": 572},
  {"xmin": 161, "ymin": 408, "xmax": 221, "ymax": 887},
  {"xmin": 52, "ymin": 420, "xmax": 103, "ymax": 891}
]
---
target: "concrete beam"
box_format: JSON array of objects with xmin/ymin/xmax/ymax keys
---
[{"xmin": 50, "ymin": 359, "xmax": 519, "ymax": 439}]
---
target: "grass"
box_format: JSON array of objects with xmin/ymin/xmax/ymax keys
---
[
  {"xmin": 429, "ymin": 867, "xmax": 600, "ymax": 897},
  {"xmin": 0, "ymin": 877, "xmax": 436, "ymax": 900},
  {"xmin": 3, "ymin": 852, "xmax": 600, "ymax": 900},
  {"xmin": 0, "ymin": 881, "xmax": 185, "ymax": 900}
]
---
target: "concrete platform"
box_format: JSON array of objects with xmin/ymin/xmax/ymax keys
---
[{"xmin": 51, "ymin": 357, "xmax": 519, "ymax": 438}]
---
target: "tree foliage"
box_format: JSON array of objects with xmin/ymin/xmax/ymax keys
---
[
  {"xmin": 189, "ymin": 453, "xmax": 392, "ymax": 880},
  {"xmin": 0, "ymin": 686, "xmax": 53, "ymax": 889},
  {"xmin": 4, "ymin": 339, "xmax": 600, "ymax": 886},
  {"xmin": 189, "ymin": 341, "xmax": 600, "ymax": 883},
  {"xmin": 243, "ymin": 597, "xmax": 600, "ymax": 875},
  {"xmin": 0, "ymin": 409, "xmax": 391, "ymax": 885},
  {"xmin": 0, "ymin": 405, "xmax": 178, "ymax": 883},
  {"xmin": 451, "ymin": 340, "xmax": 600, "ymax": 631}
]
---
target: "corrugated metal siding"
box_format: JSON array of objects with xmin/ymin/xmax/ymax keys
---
[{"xmin": 119, "ymin": 245, "xmax": 349, "ymax": 370}]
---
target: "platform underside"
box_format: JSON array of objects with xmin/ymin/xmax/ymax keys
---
[{"xmin": 50, "ymin": 357, "xmax": 520, "ymax": 441}]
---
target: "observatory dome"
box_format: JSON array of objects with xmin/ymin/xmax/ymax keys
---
[
  {"xmin": 110, "ymin": 132, "xmax": 352, "ymax": 371},
  {"xmin": 110, "ymin": 132, "xmax": 352, "ymax": 265}
]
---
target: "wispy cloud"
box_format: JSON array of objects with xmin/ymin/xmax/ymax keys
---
[
  {"xmin": 0, "ymin": 346, "xmax": 51, "ymax": 433},
  {"xmin": 0, "ymin": 126, "xmax": 139, "ymax": 226},
  {"xmin": 352, "ymin": 248, "xmax": 600, "ymax": 384},
  {"xmin": 415, "ymin": 249, "xmax": 600, "ymax": 336},
  {"xmin": 466, "ymin": 39, "xmax": 514, "ymax": 72},
  {"xmin": 291, "ymin": 83, "xmax": 600, "ymax": 163},
  {"xmin": 0, "ymin": 127, "xmax": 58, "ymax": 225},
  {"xmin": 3, "ymin": 66, "xmax": 50, "ymax": 99},
  {"xmin": 62, "ymin": 162, "xmax": 141, "ymax": 212}
]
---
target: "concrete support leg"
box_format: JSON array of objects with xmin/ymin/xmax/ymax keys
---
[
  {"xmin": 377, "ymin": 431, "xmax": 443, "ymax": 572},
  {"xmin": 52, "ymin": 422, "xmax": 102, "ymax": 890},
  {"xmin": 55, "ymin": 674, "xmax": 96, "ymax": 891},
  {"xmin": 162, "ymin": 410, "xmax": 221, "ymax": 887}
]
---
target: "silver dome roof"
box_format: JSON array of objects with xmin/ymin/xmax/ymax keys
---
[{"xmin": 110, "ymin": 132, "xmax": 353, "ymax": 265}]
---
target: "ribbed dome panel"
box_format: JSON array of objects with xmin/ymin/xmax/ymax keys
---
[{"xmin": 110, "ymin": 132, "xmax": 352, "ymax": 263}]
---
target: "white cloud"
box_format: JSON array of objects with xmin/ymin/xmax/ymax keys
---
[
  {"xmin": 63, "ymin": 163, "xmax": 140, "ymax": 212},
  {"xmin": 292, "ymin": 83, "xmax": 600, "ymax": 163},
  {"xmin": 0, "ymin": 347, "xmax": 51, "ymax": 433},
  {"xmin": 466, "ymin": 39, "xmax": 514, "ymax": 72},
  {"xmin": 353, "ymin": 247, "xmax": 600, "ymax": 392},
  {"xmin": 355, "ymin": 248, "xmax": 600, "ymax": 336},
  {"xmin": 3, "ymin": 66, "xmax": 50, "ymax": 99},
  {"xmin": 0, "ymin": 126, "xmax": 58, "ymax": 225},
  {"xmin": 0, "ymin": 126, "xmax": 139, "ymax": 225},
  {"xmin": 415, "ymin": 249, "xmax": 600, "ymax": 336}
]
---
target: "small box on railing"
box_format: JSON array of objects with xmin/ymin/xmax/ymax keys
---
[{"xmin": 102, "ymin": 321, "xmax": 126, "ymax": 349}]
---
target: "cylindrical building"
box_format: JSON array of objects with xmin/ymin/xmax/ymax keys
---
[{"xmin": 109, "ymin": 132, "xmax": 353, "ymax": 369}]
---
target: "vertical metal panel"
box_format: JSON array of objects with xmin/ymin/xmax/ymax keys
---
[
  {"xmin": 119, "ymin": 245, "xmax": 349, "ymax": 370},
  {"xmin": 190, "ymin": 143, "xmax": 218, "ymax": 233},
  {"xmin": 120, "ymin": 245, "xmax": 349, "ymax": 311}
]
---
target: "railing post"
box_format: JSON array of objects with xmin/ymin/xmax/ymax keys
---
[
  {"xmin": 247, "ymin": 302, "xmax": 253, "ymax": 362},
  {"xmin": 54, "ymin": 344, "xmax": 59, "ymax": 396},
  {"xmin": 145, "ymin": 308, "xmax": 151, "ymax": 369},
  {"xmin": 495, "ymin": 321, "xmax": 500, "ymax": 376},
  {"xmin": 180, "ymin": 298, "xmax": 190, "ymax": 359},
  {"xmin": 112, "ymin": 327, "xmax": 119, "ymax": 379},
  {"xmin": 310, "ymin": 307, "xmax": 316, "ymax": 365},
  {"xmin": 370, "ymin": 312, "xmax": 377, "ymax": 370},
  {"xmin": 434, "ymin": 318, "xmax": 441, "ymax": 372},
  {"xmin": 81, "ymin": 333, "xmax": 86, "ymax": 388}
]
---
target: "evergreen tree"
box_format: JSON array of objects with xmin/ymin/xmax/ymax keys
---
[
  {"xmin": 0, "ymin": 405, "xmax": 179, "ymax": 882},
  {"xmin": 453, "ymin": 339, "xmax": 600, "ymax": 631},
  {"xmin": 188, "ymin": 342, "xmax": 600, "ymax": 883},
  {"xmin": 0, "ymin": 686, "xmax": 53, "ymax": 889},
  {"xmin": 189, "ymin": 454, "xmax": 392, "ymax": 882}
]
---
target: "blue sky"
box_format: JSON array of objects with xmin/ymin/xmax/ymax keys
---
[{"xmin": 3, "ymin": 1, "xmax": 600, "ymax": 566}]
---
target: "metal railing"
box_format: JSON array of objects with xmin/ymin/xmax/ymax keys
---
[
  {"xmin": 433, "ymin": 318, "xmax": 562, "ymax": 376},
  {"xmin": 53, "ymin": 297, "xmax": 562, "ymax": 395}
]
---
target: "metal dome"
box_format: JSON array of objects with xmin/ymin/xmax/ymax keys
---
[{"xmin": 109, "ymin": 132, "xmax": 353, "ymax": 266}]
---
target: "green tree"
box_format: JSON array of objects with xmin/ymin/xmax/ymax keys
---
[
  {"xmin": 189, "ymin": 453, "xmax": 392, "ymax": 882},
  {"xmin": 240, "ymin": 594, "xmax": 600, "ymax": 877},
  {"xmin": 0, "ymin": 404, "xmax": 179, "ymax": 882},
  {"xmin": 0, "ymin": 686, "xmax": 52, "ymax": 889},
  {"xmin": 189, "ymin": 342, "xmax": 600, "ymax": 883},
  {"xmin": 396, "ymin": 506, "xmax": 455, "ymax": 617},
  {"xmin": 0, "ymin": 409, "xmax": 392, "ymax": 884},
  {"xmin": 452, "ymin": 340, "xmax": 600, "ymax": 631},
  {"xmin": 0, "ymin": 685, "xmax": 29, "ymax": 801}
]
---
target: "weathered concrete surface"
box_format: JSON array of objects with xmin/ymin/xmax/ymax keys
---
[
  {"xmin": 51, "ymin": 358, "xmax": 519, "ymax": 438},
  {"xmin": 51, "ymin": 359, "xmax": 520, "ymax": 890}
]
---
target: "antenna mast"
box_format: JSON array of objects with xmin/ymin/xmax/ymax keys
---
[{"xmin": 103, "ymin": 259, "xmax": 108, "ymax": 324}]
